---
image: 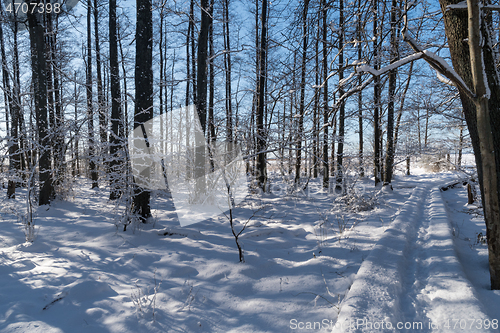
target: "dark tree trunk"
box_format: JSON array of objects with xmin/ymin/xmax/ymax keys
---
[
  {"xmin": 336, "ymin": 0, "xmax": 345, "ymax": 191},
  {"xmin": 118, "ymin": 24, "xmax": 128, "ymax": 140},
  {"xmin": 133, "ymin": 0, "xmax": 153, "ymax": 221},
  {"xmin": 224, "ymin": 0, "xmax": 233, "ymax": 147},
  {"xmin": 322, "ymin": 0, "xmax": 329, "ymax": 188},
  {"xmin": 1, "ymin": 13, "xmax": 18, "ymax": 199},
  {"xmin": 313, "ymin": 22, "xmax": 319, "ymax": 179},
  {"xmin": 256, "ymin": 0, "xmax": 268, "ymax": 190},
  {"xmin": 373, "ymin": 0, "xmax": 382, "ymax": 186},
  {"xmin": 109, "ymin": 0, "xmax": 122, "ymax": 200},
  {"xmin": 12, "ymin": 15, "xmax": 26, "ymax": 176},
  {"xmin": 195, "ymin": 0, "xmax": 210, "ymax": 195},
  {"xmin": 74, "ymin": 72, "xmax": 80, "ymax": 176},
  {"xmin": 87, "ymin": 0, "xmax": 98, "ymax": 188},
  {"xmin": 357, "ymin": 0, "xmax": 364, "ymax": 178},
  {"xmin": 52, "ymin": 16, "xmax": 64, "ymax": 184},
  {"xmin": 94, "ymin": 0, "xmax": 107, "ymax": 158},
  {"xmin": 208, "ymin": 0, "xmax": 215, "ymax": 171},
  {"xmin": 394, "ymin": 61, "xmax": 414, "ymax": 156},
  {"xmin": 190, "ymin": 0, "xmax": 197, "ymax": 104},
  {"xmin": 384, "ymin": 0, "xmax": 398, "ymax": 185},
  {"xmin": 438, "ymin": 0, "xmax": 500, "ymax": 289},
  {"xmin": 27, "ymin": 3, "xmax": 54, "ymax": 205},
  {"xmin": 295, "ymin": 0, "xmax": 309, "ymax": 185}
]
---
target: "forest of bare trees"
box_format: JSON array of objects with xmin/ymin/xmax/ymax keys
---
[{"xmin": 2, "ymin": 0, "xmax": 500, "ymax": 289}]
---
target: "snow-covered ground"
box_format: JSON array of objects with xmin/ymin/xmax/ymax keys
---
[{"xmin": 0, "ymin": 166, "xmax": 498, "ymax": 332}]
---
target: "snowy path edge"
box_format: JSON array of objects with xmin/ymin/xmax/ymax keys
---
[{"xmin": 331, "ymin": 184, "xmax": 493, "ymax": 333}]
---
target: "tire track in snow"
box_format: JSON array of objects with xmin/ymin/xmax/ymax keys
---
[{"xmin": 332, "ymin": 179, "xmax": 494, "ymax": 333}]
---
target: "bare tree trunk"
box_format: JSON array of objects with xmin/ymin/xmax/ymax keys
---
[
  {"xmin": 373, "ymin": 0, "xmax": 381, "ymax": 186},
  {"xmin": 94, "ymin": 0, "xmax": 107, "ymax": 167},
  {"xmin": 322, "ymin": 0, "xmax": 329, "ymax": 188},
  {"xmin": 313, "ymin": 22, "xmax": 319, "ymax": 179},
  {"xmin": 195, "ymin": 0, "xmax": 210, "ymax": 195},
  {"xmin": 424, "ymin": 107, "xmax": 429, "ymax": 148},
  {"xmin": 1, "ymin": 11, "xmax": 19, "ymax": 199},
  {"xmin": 438, "ymin": 0, "xmax": 500, "ymax": 289},
  {"xmin": 208, "ymin": 0, "xmax": 215, "ymax": 171},
  {"xmin": 185, "ymin": 6, "xmax": 192, "ymax": 179},
  {"xmin": 74, "ymin": 71, "xmax": 80, "ymax": 176},
  {"xmin": 133, "ymin": 0, "xmax": 153, "ymax": 221},
  {"xmin": 256, "ymin": 0, "xmax": 268, "ymax": 190},
  {"xmin": 466, "ymin": 0, "xmax": 500, "ymax": 290},
  {"xmin": 224, "ymin": 0, "xmax": 233, "ymax": 148},
  {"xmin": 357, "ymin": 0, "xmax": 364, "ymax": 178},
  {"xmin": 384, "ymin": 0, "xmax": 398, "ymax": 185},
  {"xmin": 458, "ymin": 122, "xmax": 463, "ymax": 168},
  {"xmin": 331, "ymin": 114, "xmax": 336, "ymax": 177},
  {"xmin": 87, "ymin": 0, "xmax": 98, "ymax": 188},
  {"xmin": 109, "ymin": 0, "xmax": 123, "ymax": 200},
  {"xmin": 118, "ymin": 23, "xmax": 128, "ymax": 139},
  {"xmin": 295, "ymin": 0, "xmax": 309, "ymax": 185},
  {"xmin": 190, "ymin": 0, "xmax": 197, "ymax": 104},
  {"xmin": 252, "ymin": 0, "xmax": 259, "ymax": 177},
  {"xmin": 28, "ymin": 2, "xmax": 54, "ymax": 205},
  {"xmin": 336, "ymin": 0, "xmax": 345, "ymax": 190},
  {"xmin": 159, "ymin": 0, "xmax": 165, "ymax": 158},
  {"xmin": 394, "ymin": 61, "xmax": 414, "ymax": 153},
  {"xmin": 52, "ymin": 15, "xmax": 64, "ymax": 185}
]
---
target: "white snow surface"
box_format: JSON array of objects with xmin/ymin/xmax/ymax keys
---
[
  {"xmin": 333, "ymin": 177, "xmax": 497, "ymax": 332},
  {"xmin": 0, "ymin": 170, "xmax": 499, "ymax": 332}
]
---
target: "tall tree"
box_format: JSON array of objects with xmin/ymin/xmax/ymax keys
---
[
  {"xmin": 1, "ymin": 11, "xmax": 19, "ymax": 199},
  {"xmin": 256, "ymin": 0, "xmax": 268, "ymax": 190},
  {"xmin": 94, "ymin": 0, "xmax": 107, "ymax": 157},
  {"xmin": 295, "ymin": 0, "xmax": 309, "ymax": 185},
  {"xmin": 435, "ymin": 0, "xmax": 500, "ymax": 289},
  {"xmin": 224, "ymin": 0, "xmax": 233, "ymax": 146},
  {"xmin": 109, "ymin": 0, "xmax": 122, "ymax": 200},
  {"xmin": 133, "ymin": 0, "xmax": 153, "ymax": 221},
  {"xmin": 322, "ymin": 0, "xmax": 329, "ymax": 188},
  {"xmin": 335, "ymin": 0, "xmax": 345, "ymax": 190},
  {"xmin": 313, "ymin": 17, "xmax": 320, "ymax": 179},
  {"xmin": 195, "ymin": 0, "xmax": 210, "ymax": 195},
  {"xmin": 27, "ymin": 2, "xmax": 54, "ymax": 205},
  {"xmin": 357, "ymin": 0, "xmax": 364, "ymax": 178},
  {"xmin": 383, "ymin": 0, "xmax": 399, "ymax": 185},
  {"xmin": 208, "ymin": 0, "xmax": 215, "ymax": 170},
  {"xmin": 87, "ymin": 0, "xmax": 98, "ymax": 188},
  {"xmin": 373, "ymin": 0, "xmax": 382, "ymax": 186}
]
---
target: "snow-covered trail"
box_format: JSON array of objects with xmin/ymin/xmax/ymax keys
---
[{"xmin": 333, "ymin": 179, "xmax": 495, "ymax": 333}]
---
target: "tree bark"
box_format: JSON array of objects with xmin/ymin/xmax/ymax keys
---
[
  {"xmin": 1, "ymin": 12, "xmax": 19, "ymax": 199},
  {"xmin": 373, "ymin": 0, "xmax": 382, "ymax": 186},
  {"xmin": 295, "ymin": 0, "xmax": 309, "ymax": 185},
  {"xmin": 384, "ymin": 0, "xmax": 398, "ymax": 185},
  {"xmin": 336, "ymin": 0, "xmax": 345, "ymax": 191},
  {"xmin": 439, "ymin": 0, "xmax": 500, "ymax": 289},
  {"xmin": 322, "ymin": 0, "xmax": 329, "ymax": 188},
  {"xmin": 224, "ymin": 0, "xmax": 233, "ymax": 147},
  {"xmin": 195, "ymin": 0, "xmax": 210, "ymax": 196},
  {"xmin": 87, "ymin": 0, "xmax": 98, "ymax": 188},
  {"xmin": 109, "ymin": 0, "xmax": 122, "ymax": 200},
  {"xmin": 133, "ymin": 0, "xmax": 153, "ymax": 221},
  {"xmin": 208, "ymin": 0, "xmax": 215, "ymax": 171},
  {"xmin": 357, "ymin": 0, "xmax": 364, "ymax": 178},
  {"xmin": 256, "ymin": 0, "xmax": 268, "ymax": 190},
  {"xmin": 94, "ymin": 0, "xmax": 107, "ymax": 160},
  {"xmin": 27, "ymin": 2, "xmax": 54, "ymax": 205}
]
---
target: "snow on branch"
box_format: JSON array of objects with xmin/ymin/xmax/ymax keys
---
[
  {"xmin": 402, "ymin": 3, "xmax": 475, "ymax": 100},
  {"xmin": 446, "ymin": 1, "xmax": 500, "ymax": 12},
  {"xmin": 446, "ymin": 1, "xmax": 467, "ymax": 11},
  {"xmin": 356, "ymin": 52, "xmax": 424, "ymax": 77}
]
